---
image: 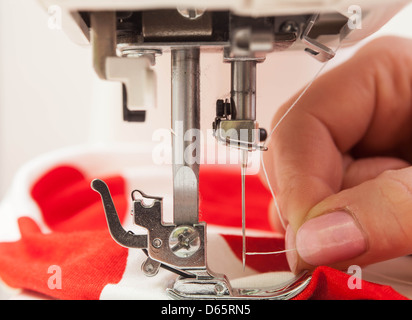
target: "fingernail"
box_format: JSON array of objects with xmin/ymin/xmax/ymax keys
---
[
  {"xmin": 296, "ymin": 211, "xmax": 367, "ymax": 266},
  {"xmin": 285, "ymin": 225, "xmax": 298, "ymax": 273}
]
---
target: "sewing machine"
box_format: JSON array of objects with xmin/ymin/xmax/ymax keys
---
[{"xmin": 36, "ymin": 0, "xmax": 410, "ymax": 299}]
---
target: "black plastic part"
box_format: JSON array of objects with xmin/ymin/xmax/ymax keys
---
[
  {"xmin": 216, "ymin": 99, "xmax": 231, "ymax": 118},
  {"xmin": 216, "ymin": 99, "xmax": 225, "ymax": 117},
  {"xmin": 122, "ymin": 84, "xmax": 146, "ymax": 122},
  {"xmin": 259, "ymin": 128, "xmax": 268, "ymax": 142}
]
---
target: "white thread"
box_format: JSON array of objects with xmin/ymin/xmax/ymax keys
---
[
  {"xmin": 245, "ymin": 248, "xmax": 297, "ymax": 256},
  {"xmin": 244, "ymin": 45, "xmax": 342, "ymax": 258},
  {"xmin": 260, "ymin": 60, "xmax": 330, "ymax": 232}
]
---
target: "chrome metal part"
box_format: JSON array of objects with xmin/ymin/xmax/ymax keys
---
[
  {"xmin": 230, "ymin": 28, "xmax": 274, "ymax": 57},
  {"xmin": 142, "ymin": 257, "xmax": 161, "ymax": 277},
  {"xmin": 92, "ymin": 178, "xmax": 312, "ymax": 299},
  {"xmin": 92, "ymin": 179, "xmax": 206, "ymax": 271},
  {"xmin": 231, "ymin": 60, "xmax": 257, "ymax": 121},
  {"xmin": 214, "ymin": 119, "xmax": 263, "ymax": 151},
  {"xmin": 177, "ymin": 8, "xmax": 206, "ymax": 20},
  {"xmin": 117, "ymin": 47, "xmax": 162, "ymax": 65},
  {"xmin": 168, "ymin": 272, "xmax": 234, "ymax": 299},
  {"xmin": 171, "ymin": 48, "xmax": 200, "ymax": 226},
  {"xmin": 168, "ymin": 271, "xmax": 312, "ymax": 300},
  {"xmin": 301, "ymin": 14, "xmax": 336, "ymax": 62},
  {"xmin": 212, "ymin": 56, "xmax": 267, "ymax": 151},
  {"xmin": 169, "ymin": 226, "xmax": 201, "ymax": 258},
  {"xmin": 91, "ymin": 179, "xmax": 148, "ymax": 249},
  {"xmin": 212, "ymin": 30, "xmax": 269, "ymax": 151}
]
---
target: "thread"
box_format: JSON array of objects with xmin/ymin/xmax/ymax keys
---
[
  {"xmin": 245, "ymin": 248, "xmax": 297, "ymax": 256},
  {"xmin": 241, "ymin": 150, "xmax": 248, "ymax": 271},
  {"xmin": 244, "ymin": 44, "xmax": 342, "ymax": 259},
  {"xmin": 260, "ymin": 59, "xmax": 331, "ymax": 232}
]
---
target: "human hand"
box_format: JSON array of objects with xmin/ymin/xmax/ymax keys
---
[{"xmin": 263, "ymin": 36, "xmax": 412, "ymax": 273}]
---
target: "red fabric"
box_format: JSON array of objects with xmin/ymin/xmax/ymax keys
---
[
  {"xmin": 0, "ymin": 164, "xmax": 408, "ymax": 300},
  {"xmin": 221, "ymin": 234, "xmax": 290, "ymax": 272},
  {"xmin": 30, "ymin": 166, "xmax": 128, "ymax": 232},
  {"xmin": 0, "ymin": 166, "xmax": 129, "ymax": 299},
  {"xmin": 0, "ymin": 217, "xmax": 127, "ymax": 300},
  {"xmin": 294, "ymin": 266, "xmax": 407, "ymax": 300},
  {"xmin": 199, "ymin": 165, "xmax": 273, "ymax": 232}
]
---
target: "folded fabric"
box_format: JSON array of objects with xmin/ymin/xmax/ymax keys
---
[{"xmin": 0, "ymin": 146, "xmax": 407, "ymax": 300}]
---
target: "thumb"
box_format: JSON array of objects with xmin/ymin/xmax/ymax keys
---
[{"xmin": 286, "ymin": 167, "xmax": 412, "ymax": 274}]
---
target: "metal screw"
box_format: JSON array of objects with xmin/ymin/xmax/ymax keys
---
[
  {"xmin": 118, "ymin": 48, "xmax": 162, "ymax": 66},
  {"xmin": 177, "ymin": 8, "xmax": 205, "ymax": 20},
  {"xmin": 280, "ymin": 20, "xmax": 300, "ymax": 34},
  {"xmin": 145, "ymin": 263, "xmax": 154, "ymax": 273},
  {"xmin": 169, "ymin": 226, "xmax": 200, "ymax": 258},
  {"xmin": 152, "ymin": 238, "xmax": 162, "ymax": 248},
  {"xmin": 214, "ymin": 283, "xmax": 226, "ymax": 295},
  {"xmin": 141, "ymin": 257, "xmax": 161, "ymax": 277}
]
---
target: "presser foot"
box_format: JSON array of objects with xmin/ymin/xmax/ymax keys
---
[
  {"xmin": 167, "ymin": 269, "xmax": 311, "ymax": 300},
  {"xmin": 91, "ymin": 179, "xmax": 311, "ymax": 300}
]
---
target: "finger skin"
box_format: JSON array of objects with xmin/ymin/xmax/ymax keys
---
[
  {"xmin": 262, "ymin": 36, "xmax": 412, "ymax": 272},
  {"xmin": 296, "ymin": 168, "xmax": 412, "ymax": 272}
]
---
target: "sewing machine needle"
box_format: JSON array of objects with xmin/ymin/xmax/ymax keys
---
[{"xmin": 241, "ymin": 149, "xmax": 248, "ymax": 271}]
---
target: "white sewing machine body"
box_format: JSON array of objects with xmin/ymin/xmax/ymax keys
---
[
  {"xmin": 23, "ymin": 0, "xmax": 412, "ymax": 299},
  {"xmin": 37, "ymin": 0, "xmax": 409, "ymax": 111},
  {"xmin": 39, "ymin": 0, "xmax": 407, "ymax": 45}
]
